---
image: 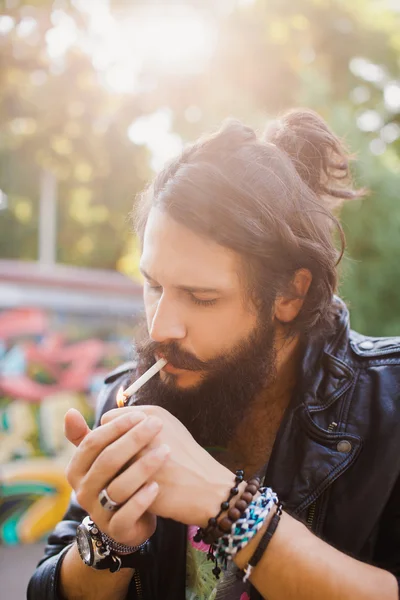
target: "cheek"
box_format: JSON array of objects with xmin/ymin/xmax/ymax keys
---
[{"xmin": 190, "ymin": 302, "xmax": 257, "ymax": 358}]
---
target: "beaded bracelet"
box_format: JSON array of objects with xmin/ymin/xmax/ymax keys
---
[
  {"xmin": 242, "ymin": 502, "xmax": 283, "ymax": 582},
  {"xmin": 217, "ymin": 478, "xmax": 261, "ymax": 537},
  {"xmin": 194, "ymin": 474, "xmax": 261, "ymax": 579},
  {"xmin": 194, "ymin": 470, "xmax": 245, "ymax": 545},
  {"xmin": 206, "ymin": 477, "xmax": 261, "ymax": 545},
  {"xmin": 215, "ymin": 487, "xmax": 278, "ymax": 565}
]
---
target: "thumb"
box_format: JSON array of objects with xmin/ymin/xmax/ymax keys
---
[{"xmin": 64, "ymin": 408, "xmax": 91, "ymax": 447}]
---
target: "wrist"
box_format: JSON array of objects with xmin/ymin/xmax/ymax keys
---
[
  {"xmin": 200, "ymin": 467, "xmax": 236, "ymax": 528},
  {"xmin": 76, "ymin": 516, "xmax": 151, "ymax": 572},
  {"xmin": 200, "ymin": 470, "xmax": 254, "ymax": 530}
]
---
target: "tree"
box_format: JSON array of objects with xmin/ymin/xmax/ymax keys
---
[
  {"xmin": 0, "ymin": 0, "xmax": 399, "ymax": 333},
  {"xmin": 0, "ymin": 1, "xmax": 152, "ymax": 268}
]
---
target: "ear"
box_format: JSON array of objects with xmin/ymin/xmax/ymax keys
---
[{"xmin": 274, "ymin": 269, "xmax": 312, "ymax": 323}]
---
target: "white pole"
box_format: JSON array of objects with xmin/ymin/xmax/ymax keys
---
[{"xmin": 39, "ymin": 169, "xmax": 57, "ymax": 266}]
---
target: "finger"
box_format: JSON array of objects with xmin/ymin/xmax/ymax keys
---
[
  {"xmin": 66, "ymin": 411, "xmax": 146, "ymax": 487},
  {"xmin": 64, "ymin": 408, "xmax": 91, "ymax": 447},
  {"xmin": 107, "ymin": 482, "xmax": 159, "ymax": 545},
  {"xmin": 81, "ymin": 416, "xmax": 163, "ymax": 497},
  {"xmin": 106, "ymin": 443, "xmax": 170, "ymax": 505},
  {"xmin": 105, "ymin": 512, "xmax": 156, "ymax": 549},
  {"xmin": 101, "ymin": 406, "xmax": 153, "ymax": 426}
]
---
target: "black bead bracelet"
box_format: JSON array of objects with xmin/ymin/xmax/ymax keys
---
[{"xmin": 193, "ymin": 470, "xmax": 244, "ymax": 544}]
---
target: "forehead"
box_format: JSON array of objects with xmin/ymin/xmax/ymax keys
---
[{"xmin": 141, "ymin": 208, "xmax": 240, "ymax": 289}]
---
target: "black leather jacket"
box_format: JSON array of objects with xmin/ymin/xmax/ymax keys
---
[{"xmin": 28, "ymin": 300, "xmax": 400, "ymax": 600}]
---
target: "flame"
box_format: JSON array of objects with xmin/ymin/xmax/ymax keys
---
[{"xmin": 116, "ymin": 385, "xmax": 126, "ymax": 408}]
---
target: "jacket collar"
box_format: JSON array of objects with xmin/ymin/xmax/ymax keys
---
[
  {"xmin": 265, "ymin": 298, "xmax": 362, "ymax": 518},
  {"xmin": 298, "ymin": 296, "xmax": 354, "ymax": 412}
]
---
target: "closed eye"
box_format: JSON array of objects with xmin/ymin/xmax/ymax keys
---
[
  {"xmin": 190, "ymin": 295, "xmax": 218, "ymax": 307},
  {"xmin": 145, "ymin": 281, "xmax": 162, "ymax": 292}
]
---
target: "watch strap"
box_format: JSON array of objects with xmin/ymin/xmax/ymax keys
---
[
  {"xmin": 93, "ymin": 553, "xmax": 122, "ymax": 572},
  {"xmin": 78, "ymin": 515, "xmax": 152, "ymax": 572}
]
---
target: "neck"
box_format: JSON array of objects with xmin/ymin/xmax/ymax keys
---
[
  {"xmin": 260, "ymin": 329, "xmax": 301, "ymax": 405},
  {"xmin": 222, "ymin": 332, "xmax": 302, "ymax": 476}
]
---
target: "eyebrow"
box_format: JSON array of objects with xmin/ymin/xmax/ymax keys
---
[{"xmin": 140, "ymin": 267, "xmax": 221, "ymax": 294}]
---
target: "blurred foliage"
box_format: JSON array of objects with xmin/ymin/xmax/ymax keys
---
[{"xmin": 0, "ymin": 0, "xmax": 399, "ymax": 334}]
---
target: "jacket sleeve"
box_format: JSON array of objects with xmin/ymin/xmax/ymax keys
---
[
  {"xmin": 27, "ymin": 493, "xmax": 87, "ymax": 600},
  {"xmin": 27, "ymin": 364, "xmax": 136, "ymax": 600}
]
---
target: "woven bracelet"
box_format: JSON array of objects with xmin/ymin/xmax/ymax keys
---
[
  {"xmin": 242, "ymin": 502, "xmax": 283, "ymax": 582},
  {"xmin": 215, "ymin": 488, "xmax": 278, "ymax": 564}
]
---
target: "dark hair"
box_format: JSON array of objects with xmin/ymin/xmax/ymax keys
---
[{"xmin": 134, "ymin": 108, "xmax": 365, "ymax": 338}]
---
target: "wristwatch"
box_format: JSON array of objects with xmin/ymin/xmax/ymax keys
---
[{"xmin": 76, "ymin": 516, "xmax": 150, "ymax": 572}]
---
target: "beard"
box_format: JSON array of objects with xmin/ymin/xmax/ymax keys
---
[{"xmin": 132, "ymin": 316, "xmax": 277, "ymax": 450}]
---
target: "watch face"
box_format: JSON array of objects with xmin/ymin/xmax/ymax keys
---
[{"xmin": 76, "ymin": 523, "xmax": 94, "ymax": 566}]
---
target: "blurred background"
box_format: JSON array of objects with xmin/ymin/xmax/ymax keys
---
[{"xmin": 0, "ymin": 0, "xmax": 399, "ymax": 595}]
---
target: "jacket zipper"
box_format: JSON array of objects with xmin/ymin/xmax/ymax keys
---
[
  {"xmin": 306, "ymin": 502, "xmax": 317, "ymax": 529},
  {"xmin": 307, "ymin": 421, "xmax": 338, "ymax": 530},
  {"xmin": 133, "ymin": 568, "xmax": 143, "ymax": 600}
]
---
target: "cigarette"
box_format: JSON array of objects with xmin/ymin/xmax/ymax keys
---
[{"xmin": 116, "ymin": 358, "xmax": 167, "ymax": 407}]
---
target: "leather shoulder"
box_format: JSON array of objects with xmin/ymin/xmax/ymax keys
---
[
  {"xmin": 104, "ymin": 360, "xmax": 137, "ymax": 383},
  {"xmin": 349, "ymin": 331, "xmax": 400, "ymax": 360}
]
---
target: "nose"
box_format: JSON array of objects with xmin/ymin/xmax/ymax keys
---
[{"xmin": 148, "ymin": 293, "xmax": 186, "ymax": 343}]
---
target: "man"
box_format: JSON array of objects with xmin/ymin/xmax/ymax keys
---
[{"xmin": 28, "ymin": 109, "xmax": 400, "ymax": 600}]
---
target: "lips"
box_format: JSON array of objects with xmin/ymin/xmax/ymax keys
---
[{"xmin": 162, "ymin": 363, "xmax": 184, "ymax": 374}]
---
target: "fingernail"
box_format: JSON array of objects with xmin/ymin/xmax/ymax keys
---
[
  {"xmin": 147, "ymin": 481, "xmax": 159, "ymax": 494},
  {"xmin": 152, "ymin": 444, "xmax": 170, "ymax": 459},
  {"xmin": 144, "ymin": 417, "xmax": 162, "ymax": 431}
]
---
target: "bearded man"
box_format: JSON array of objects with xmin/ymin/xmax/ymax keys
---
[{"xmin": 28, "ymin": 110, "xmax": 400, "ymax": 600}]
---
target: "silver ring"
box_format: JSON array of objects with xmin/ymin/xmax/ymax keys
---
[{"xmin": 98, "ymin": 488, "xmax": 120, "ymax": 511}]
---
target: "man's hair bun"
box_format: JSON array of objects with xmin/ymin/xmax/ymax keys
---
[{"xmin": 264, "ymin": 108, "xmax": 363, "ymax": 204}]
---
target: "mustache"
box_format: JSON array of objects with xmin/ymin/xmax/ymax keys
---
[{"xmin": 137, "ymin": 338, "xmax": 211, "ymax": 371}]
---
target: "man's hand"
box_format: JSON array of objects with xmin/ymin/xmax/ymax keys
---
[
  {"xmin": 101, "ymin": 406, "xmax": 235, "ymax": 528},
  {"xmin": 64, "ymin": 408, "xmax": 170, "ymax": 546}
]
